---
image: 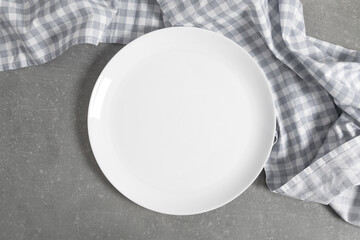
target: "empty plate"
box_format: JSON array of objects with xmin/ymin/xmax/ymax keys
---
[{"xmin": 88, "ymin": 27, "xmax": 276, "ymax": 215}]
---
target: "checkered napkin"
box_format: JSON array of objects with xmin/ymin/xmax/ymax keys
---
[{"xmin": 1, "ymin": 0, "xmax": 360, "ymax": 226}]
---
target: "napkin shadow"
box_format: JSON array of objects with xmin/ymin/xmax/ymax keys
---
[
  {"xmin": 252, "ymin": 170, "xmax": 269, "ymax": 190},
  {"xmin": 73, "ymin": 43, "xmax": 128, "ymax": 198},
  {"xmin": 325, "ymin": 205, "xmax": 343, "ymax": 221}
]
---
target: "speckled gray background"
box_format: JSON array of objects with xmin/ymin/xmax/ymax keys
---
[{"xmin": 0, "ymin": 1, "xmax": 359, "ymax": 239}]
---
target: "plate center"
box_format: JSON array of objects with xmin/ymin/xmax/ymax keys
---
[{"xmin": 109, "ymin": 50, "xmax": 252, "ymax": 192}]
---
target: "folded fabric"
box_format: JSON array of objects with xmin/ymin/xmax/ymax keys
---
[{"xmin": 1, "ymin": 0, "xmax": 360, "ymax": 226}]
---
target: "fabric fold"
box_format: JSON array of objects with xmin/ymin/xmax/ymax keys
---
[{"xmin": 1, "ymin": 0, "xmax": 118, "ymax": 70}]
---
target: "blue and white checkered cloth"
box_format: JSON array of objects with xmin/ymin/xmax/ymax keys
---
[{"xmin": 1, "ymin": 0, "xmax": 360, "ymax": 226}]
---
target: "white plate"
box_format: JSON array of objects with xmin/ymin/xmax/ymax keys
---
[{"xmin": 88, "ymin": 27, "xmax": 275, "ymax": 215}]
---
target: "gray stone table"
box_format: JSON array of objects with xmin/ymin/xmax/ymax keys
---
[{"xmin": 1, "ymin": 1, "xmax": 359, "ymax": 239}]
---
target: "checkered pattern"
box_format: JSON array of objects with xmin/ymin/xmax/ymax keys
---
[
  {"xmin": 101, "ymin": 0, "xmax": 166, "ymax": 43},
  {"xmin": 0, "ymin": 0, "xmax": 164, "ymax": 71},
  {"xmin": 1, "ymin": 0, "xmax": 360, "ymax": 227}
]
